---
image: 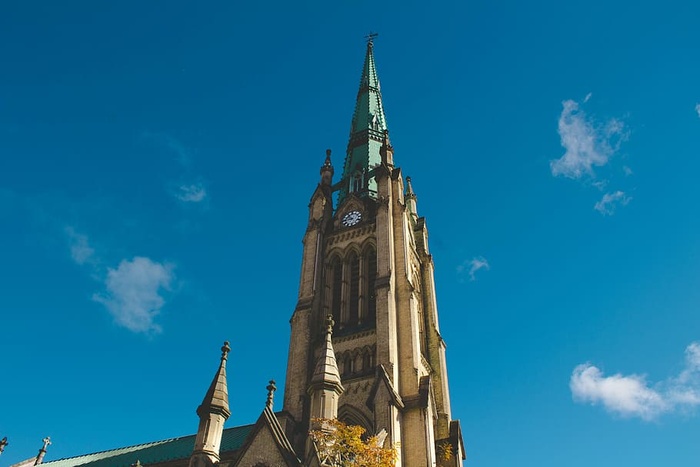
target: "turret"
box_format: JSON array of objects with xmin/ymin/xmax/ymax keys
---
[
  {"xmin": 405, "ymin": 176, "xmax": 418, "ymax": 221},
  {"xmin": 189, "ymin": 342, "xmax": 231, "ymax": 467},
  {"xmin": 307, "ymin": 315, "xmax": 344, "ymax": 425}
]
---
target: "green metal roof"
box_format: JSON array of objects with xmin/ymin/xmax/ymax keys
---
[
  {"xmin": 40, "ymin": 425, "xmax": 253, "ymax": 467},
  {"xmin": 339, "ymin": 39, "xmax": 389, "ymax": 202}
]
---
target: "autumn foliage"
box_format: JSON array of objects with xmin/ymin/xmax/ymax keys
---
[{"xmin": 309, "ymin": 419, "xmax": 398, "ymax": 467}]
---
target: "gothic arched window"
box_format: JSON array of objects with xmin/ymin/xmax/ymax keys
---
[
  {"xmin": 364, "ymin": 247, "xmax": 377, "ymax": 325},
  {"xmin": 362, "ymin": 349, "xmax": 371, "ymax": 372},
  {"xmin": 348, "ymin": 252, "xmax": 360, "ymax": 327},
  {"xmin": 330, "ymin": 256, "xmax": 343, "ymax": 325}
]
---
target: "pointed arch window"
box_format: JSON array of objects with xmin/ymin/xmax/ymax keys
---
[
  {"xmin": 330, "ymin": 256, "xmax": 343, "ymax": 325},
  {"xmin": 348, "ymin": 252, "xmax": 360, "ymax": 327},
  {"xmin": 327, "ymin": 247, "xmax": 377, "ymax": 333},
  {"xmin": 364, "ymin": 247, "xmax": 377, "ymax": 325}
]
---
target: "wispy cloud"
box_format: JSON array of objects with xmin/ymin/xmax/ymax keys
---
[
  {"xmin": 594, "ymin": 191, "xmax": 631, "ymax": 215},
  {"xmin": 142, "ymin": 131, "xmax": 209, "ymax": 206},
  {"xmin": 142, "ymin": 131, "xmax": 192, "ymax": 168},
  {"xmin": 571, "ymin": 342, "xmax": 700, "ymax": 420},
  {"xmin": 176, "ymin": 183, "xmax": 207, "ymax": 203},
  {"xmin": 695, "ymin": 103, "xmax": 700, "ymax": 118},
  {"xmin": 550, "ymin": 98, "xmax": 628, "ymax": 179},
  {"xmin": 93, "ymin": 257, "xmax": 174, "ymax": 334},
  {"xmin": 457, "ymin": 256, "xmax": 490, "ymax": 281},
  {"xmin": 65, "ymin": 226, "xmax": 95, "ymax": 265}
]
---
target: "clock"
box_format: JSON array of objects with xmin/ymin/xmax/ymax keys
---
[{"xmin": 341, "ymin": 210, "xmax": 362, "ymax": 227}]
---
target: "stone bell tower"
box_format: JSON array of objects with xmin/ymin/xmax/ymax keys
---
[{"xmin": 282, "ymin": 38, "xmax": 465, "ymax": 467}]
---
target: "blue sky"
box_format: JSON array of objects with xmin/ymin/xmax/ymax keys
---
[{"xmin": 2, "ymin": 1, "xmax": 700, "ymax": 465}]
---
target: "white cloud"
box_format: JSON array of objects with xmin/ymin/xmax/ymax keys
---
[
  {"xmin": 695, "ymin": 103, "xmax": 700, "ymax": 118},
  {"xmin": 594, "ymin": 190, "xmax": 631, "ymax": 215},
  {"xmin": 457, "ymin": 256, "xmax": 490, "ymax": 281},
  {"xmin": 65, "ymin": 226, "xmax": 95, "ymax": 265},
  {"xmin": 93, "ymin": 257, "xmax": 174, "ymax": 334},
  {"xmin": 571, "ymin": 364, "xmax": 667, "ymax": 420},
  {"xmin": 571, "ymin": 342, "xmax": 700, "ymax": 420},
  {"xmin": 550, "ymin": 98, "xmax": 628, "ymax": 179},
  {"xmin": 176, "ymin": 183, "xmax": 207, "ymax": 203}
]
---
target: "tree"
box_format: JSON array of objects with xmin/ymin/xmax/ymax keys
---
[{"xmin": 309, "ymin": 419, "xmax": 397, "ymax": 467}]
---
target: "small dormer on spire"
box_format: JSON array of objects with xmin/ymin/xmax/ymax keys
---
[{"xmin": 190, "ymin": 342, "xmax": 231, "ymax": 467}]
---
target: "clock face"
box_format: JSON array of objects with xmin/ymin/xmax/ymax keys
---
[{"xmin": 342, "ymin": 210, "xmax": 362, "ymax": 227}]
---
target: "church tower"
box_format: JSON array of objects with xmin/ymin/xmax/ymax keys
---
[{"xmin": 283, "ymin": 38, "xmax": 465, "ymax": 467}]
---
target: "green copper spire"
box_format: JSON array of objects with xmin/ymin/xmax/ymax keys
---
[{"xmin": 340, "ymin": 37, "xmax": 389, "ymax": 201}]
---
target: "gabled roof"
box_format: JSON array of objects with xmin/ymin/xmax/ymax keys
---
[
  {"xmin": 233, "ymin": 407, "xmax": 300, "ymax": 467},
  {"xmin": 367, "ymin": 364, "xmax": 404, "ymax": 410},
  {"xmin": 40, "ymin": 425, "xmax": 253, "ymax": 467}
]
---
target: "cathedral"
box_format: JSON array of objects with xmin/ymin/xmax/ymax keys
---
[{"xmin": 10, "ymin": 39, "xmax": 465, "ymax": 467}]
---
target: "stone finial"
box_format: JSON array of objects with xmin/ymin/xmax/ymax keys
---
[
  {"xmin": 130, "ymin": 461, "xmax": 142, "ymax": 467},
  {"xmin": 320, "ymin": 149, "xmax": 334, "ymax": 186},
  {"xmin": 221, "ymin": 341, "xmax": 231, "ymax": 361},
  {"xmin": 405, "ymin": 177, "xmax": 415, "ymax": 196},
  {"xmin": 36, "ymin": 436, "xmax": 51, "ymax": 464},
  {"xmin": 380, "ymin": 130, "xmax": 393, "ymax": 166},
  {"xmin": 0, "ymin": 437, "xmax": 7, "ymax": 454},
  {"xmin": 265, "ymin": 380, "xmax": 277, "ymax": 409},
  {"xmin": 325, "ymin": 314, "xmax": 335, "ymax": 335}
]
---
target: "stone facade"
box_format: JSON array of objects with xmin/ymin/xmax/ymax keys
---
[{"xmin": 281, "ymin": 40, "xmax": 465, "ymax": 467}]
